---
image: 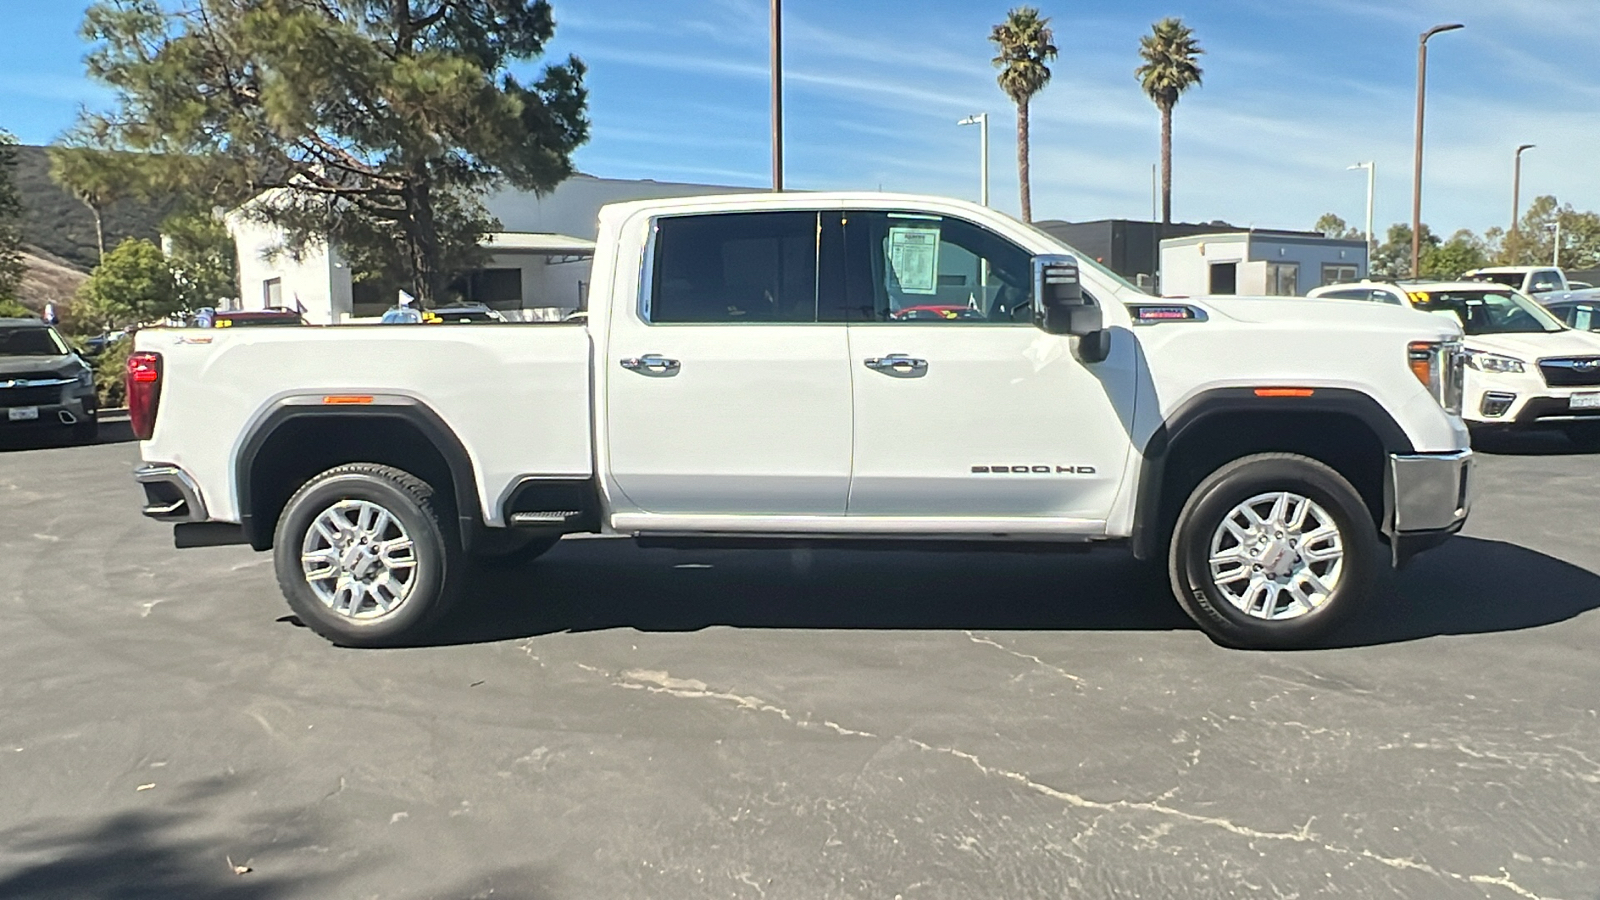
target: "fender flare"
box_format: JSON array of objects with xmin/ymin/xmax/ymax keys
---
[
  {"xmin": 1129, "ymin": 387, "xmax": 1415, "ymax": 560},
  {"xmin": 234, "ymin": 396, "xmax": 481, "ymax": 550}
]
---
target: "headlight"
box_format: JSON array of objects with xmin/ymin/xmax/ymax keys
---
[
  {"xmin": 1463, "ymin": 350, "xmax": 1526, "ymax": 374},
  {"xmin": 77, "ymin": 368, "xmax": 94, "ymax": 389},
  {"xmin": 1408, "ymin": 340, "xmax": 1465, "ymax": 416}
]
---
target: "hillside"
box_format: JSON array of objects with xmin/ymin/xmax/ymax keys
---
[
  {"xmin": 18, "ymin": 249, "xmax": 90, "ymax": 313},
  {"xmin": 11, "ymin": 144, "xmax": 169, "ymax": 272}
]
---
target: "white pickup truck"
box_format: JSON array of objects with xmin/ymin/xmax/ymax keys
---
[{"xmin": 129, "ymin": 192, "xmax": 1473, "ymax": 650}]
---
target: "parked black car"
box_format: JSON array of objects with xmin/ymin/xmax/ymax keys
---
[{"xmin": 0, "ymin": 317, "xmax": 99, "ymax": 443}]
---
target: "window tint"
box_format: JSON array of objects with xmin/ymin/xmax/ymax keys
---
[
  {"xmin": 647, "ymin": 212, "xmax": 819, "ymax": 323},
  {"xmin": 0, "ymin": 326, "xmax": 67, "ymax": 357},
  {"xmin": 821, "ymin": 211, "xmax": 1033, "ymax": 323},
  {"xmin": 1410, "ymin": 289, "xmax": 1565, "ymax": 335}
]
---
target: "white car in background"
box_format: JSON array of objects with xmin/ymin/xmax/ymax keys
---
[{"xmin": 1309, "ymin": 280, "xmax": 1600, "ymax": 448}]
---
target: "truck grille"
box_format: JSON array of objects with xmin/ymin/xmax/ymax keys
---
[
  {"xmin": 0, "ymin": 384, "xmax": 65, "ymax": 407},
  {"xmin": 1539, "ymin": 357, "xmax": 1600, "ymax": 387}
]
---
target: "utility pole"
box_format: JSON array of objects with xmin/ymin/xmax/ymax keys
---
[
  {"xmin": 770, "ymin": 0, "xmax": 783, "ymax": 191},
  {"xmin": 1411, "ymin": 22, "xmax": 1464, "ymax": 278}
]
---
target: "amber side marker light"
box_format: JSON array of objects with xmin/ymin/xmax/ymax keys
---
[
  {"xmin": 1407, "ymin": 341, "xmax": 1436, "ymax": 386},
  {"xmin": 1254, "ymin": 388, "xmax": 1316, "ymax": 398},
  {"xmin": 322, "ymin": 395, "xmax": 375, "ymax": 405}
]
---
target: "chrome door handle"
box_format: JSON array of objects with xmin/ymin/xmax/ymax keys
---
[
  {"xmin": 620, "ymin": 354, "xmax": 681, "ymax": 376},
  {"xmin": 864, "ymin": 354, "xmax": 928, "ymax": 377}
]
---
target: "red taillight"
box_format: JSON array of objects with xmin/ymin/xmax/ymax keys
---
[{"xmin": 127, "ymin": 351, "xmax": 163, "ymax": 440}]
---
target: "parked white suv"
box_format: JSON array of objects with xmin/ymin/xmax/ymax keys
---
[{"xmin": 1309, "ymin": 280, "xmax": 1600, "ymax": 446}]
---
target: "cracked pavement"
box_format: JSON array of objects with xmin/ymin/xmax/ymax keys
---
[{"xmin": 1, "ymin": 428, "xmax": 1598, "ymax": 899}]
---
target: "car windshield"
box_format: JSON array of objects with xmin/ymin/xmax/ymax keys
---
[
  {"xmin": 1410, "ymin": 288, "xmax": 1565, "ymax": 335},
  {"xmin": 0, "ymin": 326, "xmax": 68, "ymax": 356}
]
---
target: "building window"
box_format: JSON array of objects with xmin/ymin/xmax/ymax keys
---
[
  {"xmin": 263, "ymin": 278, "xmax": 282, "ymax": 309},
  {"xmin": 1266, "ymin": 262, "xmax": 1299, "ymax": 296},
  {"xmin": 1321, "ymin": 263, "xmax": 1358, "ymax": 286},
  {"xmin": 452, "ymin": 268, "xmax": 523, "ymax": 310}
]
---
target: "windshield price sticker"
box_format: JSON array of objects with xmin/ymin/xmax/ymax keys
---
[{"xmin": 887, "ymin": 225, "xmax": 941, "ymax": 296}]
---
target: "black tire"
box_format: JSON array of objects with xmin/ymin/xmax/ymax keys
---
[
  {"xmin": 1167, "ymin": 453, "xmax": 1382, "ymax": 650},
  {"xmin": 1565, "ymin": 422, "xmax": 1600, "ymax": 452},
  {"xmin": 469, "ymin": 530, "xmax": 562, "ymax": 567},
  {"xmin": 273, "ymin": 463, "xmax": 462, "ymax": 647}
]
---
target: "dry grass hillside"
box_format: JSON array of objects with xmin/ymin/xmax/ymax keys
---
[{"xmin": 17, "ymin": 248, "xmax": 90, "ymax": 314}]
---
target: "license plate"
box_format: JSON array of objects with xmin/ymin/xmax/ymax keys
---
[
  {"xmin": 7, "ymin": 407, "xmax": 39, "ymax": 421},
  {"xmin": 1571, "ymin": 392, "xmax": 1600, "ymax": 410}
]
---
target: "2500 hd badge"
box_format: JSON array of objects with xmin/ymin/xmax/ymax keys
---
[{"xmin": 972, "ymin": 464, "xmax": 1097, "ymax": 474}]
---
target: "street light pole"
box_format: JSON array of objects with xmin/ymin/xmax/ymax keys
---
[
  {"xmin": 1552, "ymin": 220, "xmax": 1563, "ymax": 268},
  {"xmin": 1512, "ymin": 143, "xmax": 1535, "ymax": 259},
  {"xmin": 770, "ymin": 0, "xmax": 783, "ymax": 191},
  {"xmin": 1349, "ymin": 162, "xmax": 1375, "ymax": 251},
  {"xmin": 958, "ymin": 114, "xmax": 989, "ymax": 206},
  {"xmin": 1411, "ymin": 22, "xmax": 1465, "ymax": 278}
]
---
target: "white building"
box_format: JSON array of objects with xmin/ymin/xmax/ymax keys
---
[
  {"xmin": 1158, "ymin": 231, "xmax": 1369, "ymax": 298},
  {"xmin": 227, "ymin": 174, "xmax": 758, "ymax": 323}
]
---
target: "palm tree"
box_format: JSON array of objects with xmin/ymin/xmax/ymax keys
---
[
  {"xmin": 1136, "ymin": 17, "xmax": 1203, "ymax": 225},
  {"xmin": 990, "ymin": 7, "xmax": 1057, "ymax": 223}
]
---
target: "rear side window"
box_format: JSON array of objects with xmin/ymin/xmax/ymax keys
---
[{"xmin": 646, "ymin": 212, "xmax": 819, "ymax": 323}]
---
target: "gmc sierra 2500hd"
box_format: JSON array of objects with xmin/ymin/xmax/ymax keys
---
[{"xmin": 130, "ymin": 193, "xmax": 1473, "ymax": 649}]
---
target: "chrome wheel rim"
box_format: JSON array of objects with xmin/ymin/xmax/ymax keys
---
[
  {"xmin": 1207, "ymin": 491, "xmax": 1344, "ymax": 621},
  {"xmin": 300, "ymin": 500, "xmax": 418, "ymax": 620}
]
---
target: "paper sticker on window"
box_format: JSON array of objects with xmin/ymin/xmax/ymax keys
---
[{"xmin": 887, "ymin": 225, "xmax": 940, "ymax": 295}]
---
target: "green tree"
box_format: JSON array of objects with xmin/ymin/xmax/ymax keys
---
[
  {"xmin": 0, "ymin": 299, "xmax": 34, "ymax": 319},
  {"xmin": 47, "ymin": 144, "xmax": 143, "ymax": 263},
  {"xmin": 161, "ymin": 211, "xmax": 238, "ymax": 308},
  {"xmin": 1372, "ymin": 223, "xmax": 1437, "ymax": 280},
  {"xmin": 1511, "ymin": 196, "xmax": 1600, "ymax": 270},
  {"xmin": 75, "ymin": 0, "xmax": 589, "ymax": 306},
  {"xmin": 1314, "ymin": 213, "xmax": 1361, "ymax": 240},
  {"xmin": 1420, "ymin": 229, "xmax": 1488, "ymax": 280},
  {"xmin": 0, "ymin": 130, "xmax": 25, "ymax": 304},
  {"xmin": 74, "ymin": 238, "xmax": 183, "ymax": 332},
  {"xmin": 990, "ymin": 7, "xmax": 1057, "ymax": 224},
  {"xmin": 1136, "ymin": 18, "xmax": 1203, "ymax": 225}
]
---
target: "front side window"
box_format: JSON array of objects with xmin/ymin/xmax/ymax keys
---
[
  {"xmin": 1410, "ymin": 289, "xmax": 1566, "ymax": 335},
  {"xmin": 822, "ymin": 211, "xmax": 1033, "ymax": 323},
  {"xmin": 647, "ymin": 212, "xmax": 819, "ymax": 324},
  {"xmin": 0, "ymin": 326, "xmax": 68, "ymax": 357}
]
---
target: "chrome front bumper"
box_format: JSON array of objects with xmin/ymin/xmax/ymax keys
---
[{"xmin": 1386, "ymin": 450, "xmax": 1473, "ymax": 566}]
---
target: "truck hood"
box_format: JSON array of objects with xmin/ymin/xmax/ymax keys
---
[
  {"xmin": 0, "ymin": 353, "xmax": 81, "ymax": 378},
  {"xmin": 1462, "ymin": 329, "xmax": 1600, "ymax": 361},
  {"xmin": 1177, "ymin": 295, "xmax": 1463, "ymax": 340}
]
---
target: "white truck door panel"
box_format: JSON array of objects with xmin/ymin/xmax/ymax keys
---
[
  {"xmin": 604, "ymin": 211, "xmax": 853, "ymax": 516},
  {"xmin": 829, "ymin": 210, "xmax": 1137, "ymax": 520}
]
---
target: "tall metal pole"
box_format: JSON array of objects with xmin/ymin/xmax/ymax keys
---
[
  {"xmin": 1512, "ymin": 144, "xmax": 1535, "ymax": 262},
  {"xmin": 1411, "ymin": 23, "xmax": 1464, "ymax": 278},
  {"xmin": 958, "ymin": 114, "xmax": 990, "ymax": 206},
  {"xmin": 770, "ymin": 0, "xmax": 783, "ymax": 191},
  {"xmin": 1350, "ymin": 162, "xmax": 1375, "ymax": 251},
  {"xmin": 1553, "ymin": 219, "xmax": 1562, "ymax": 268}
]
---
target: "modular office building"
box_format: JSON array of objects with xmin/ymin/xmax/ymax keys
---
[{"xmin": 1157, "ymin": 231, "xmax": 1369, "ymax": 298}]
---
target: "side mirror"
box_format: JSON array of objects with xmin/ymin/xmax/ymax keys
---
[{"xmin": 1033, "ymin": 255, "xmax": 1109, "ymax": 361}]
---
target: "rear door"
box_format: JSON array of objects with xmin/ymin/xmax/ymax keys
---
[
  {"xmin": 825, "ymin": 210, "xmax": 1137, "ymax": 523},
  {"xmin": 604, "ymin": 210, "xmax": 854, "ymax": 516}
]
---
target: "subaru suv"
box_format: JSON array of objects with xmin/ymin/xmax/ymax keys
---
[
  {"xmin": 1308, "ymin": 281, "xmax": 1600, "ymax": 448},
  {"xmin": 0, "ymin": 317, "xmax": 99, "ymax": 442}
]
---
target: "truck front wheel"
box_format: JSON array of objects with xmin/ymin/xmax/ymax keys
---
[
  {"xmin": 273, "ymin": 463, "xmax": 462, "ymax": 647},
  {"xmin": 1168, "ymin": 453, "xmax": 1381, "ymax": 649}
]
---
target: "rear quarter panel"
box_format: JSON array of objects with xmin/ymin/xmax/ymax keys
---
[{"xmin": 135, "ymin": 325, "xmax": 594, "ymax": 526}]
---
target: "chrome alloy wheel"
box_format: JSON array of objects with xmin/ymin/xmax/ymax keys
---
[
  {"xmin": 300, "ymin": 499, "xmax": 419, "ymax": 620},
  {"xmin": 1207, "ymin": 491, "xmax": 1344, "ymax": 621}
]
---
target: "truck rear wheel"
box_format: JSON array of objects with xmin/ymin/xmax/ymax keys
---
[
  {"xmin": 1167, "ymin": 453, "xmax": 1381, "ymax": 649},
  {"xmin": 273, "ymin": 463, "xmax": 462, "ymax": 647}
]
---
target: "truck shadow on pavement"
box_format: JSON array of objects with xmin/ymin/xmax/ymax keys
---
[{"xmin": 434, "ymin": 535, "xmax": 1600, "ymax": 650}]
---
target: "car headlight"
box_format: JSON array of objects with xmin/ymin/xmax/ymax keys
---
[
  {"xmin": 77, "ymin": 368, "xmax": 94, "ymax": 389},
  {"xmin": 1463, "ymin": 350, "xmax": 1526, "ymax": 374},
  {"xmin": 1408, "ymin": 340, "xmax": 1465, "ymax": 415}
]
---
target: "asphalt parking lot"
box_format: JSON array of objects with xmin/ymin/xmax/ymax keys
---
[{"xmin": 2, "ymin": 424, "xmax": 1597, "ymax": 900}]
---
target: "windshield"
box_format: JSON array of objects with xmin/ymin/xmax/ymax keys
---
[
  {"xmin": 1410, "ymin": 288, "xmax": 1566, "ymax": 335},
  {"xmin": 0, "ymin": 326, "xmax": 69, "ymax": 357},
  {"xmin": 1470, "ymin": 272, "xmax": 1524, "ymax": 289}
]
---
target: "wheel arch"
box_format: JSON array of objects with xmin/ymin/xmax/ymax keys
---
[
  {"xmin": 1130, "ymin": 388, "xmax": 1413, "ymax": 561},
  {"xmin": 235, "ymin": 397, "xmax": 481, "ymax": 552}
]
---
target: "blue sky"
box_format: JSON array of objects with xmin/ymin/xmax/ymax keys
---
[{"xmin": 2, "ymin": 0, "xmax": 1596, "ymax": 237}]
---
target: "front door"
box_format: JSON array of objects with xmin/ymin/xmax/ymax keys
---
[
  {"xmin": 605, "ymin": 210, "xmax": 853, "ymax": 517},
  {"xmin": 826, "ymin": 210, "xmax": 1137, "ymax": 523}
]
